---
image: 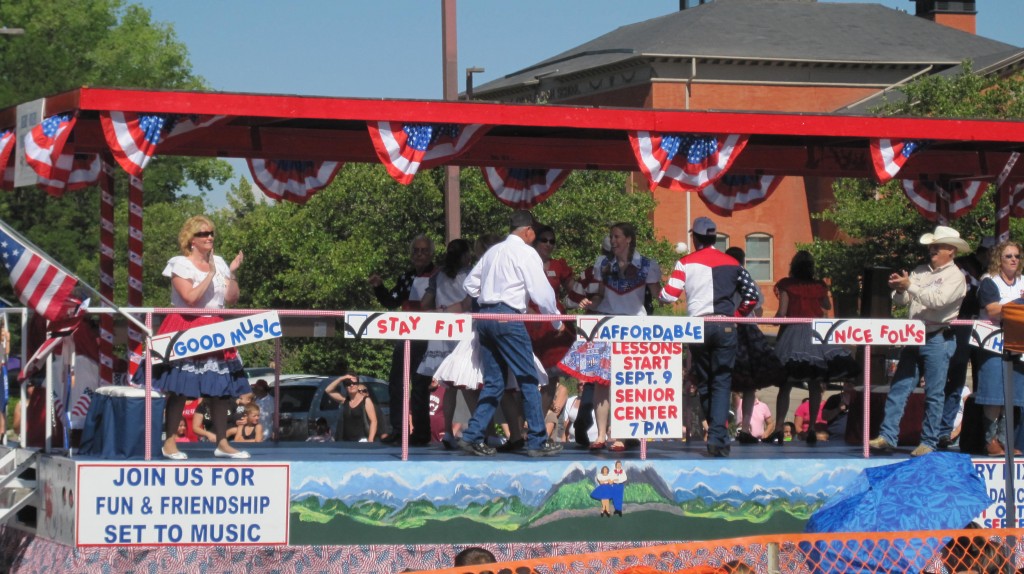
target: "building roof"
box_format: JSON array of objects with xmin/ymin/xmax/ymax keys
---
[{"xmin": 474, "ymin": 0, "xmax": 1018, "ymax": 96}]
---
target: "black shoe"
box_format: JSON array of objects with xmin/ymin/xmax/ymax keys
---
[
  {"xmin": 496, "ymin": 438, "xmax": 525, "ymax": 453},
  {"xmin": 409, "ymin": 436, "xmax": 432, "ymax": 447},
  {"xmin": 458, "ymin": 438, "xmax": 496, "ymax": 457},
  {"xmin": 527, "ymin": 441, "xmax": 563, "ymax": 457},
  {"xmin": 441, "ymin": 438, "xmax": 457, "ymax": 451},
  {"xmin": 381, "ymin": 434, "xmax": 400, "ymax": 444},
  {"xmin": 614, "ymin": 510, "xmax": 622, "ymax": 517},
  {"xmin": 736, "ymin": 430, "xmax": 758, "ymax": 444},
  {"xmin": 806, "ymin": 433, "xmax": 818, "ymax": 445},
  {"xmin": 766, "ymin": 431, "xmax": 784, "ymax": 445},
  {"xmin": 937, "ymin": 436, "xmax": 952, "ymax": 450},
  {"xmin": 707, "ymin": 445, "xmax": 731, "ymax": 458}
]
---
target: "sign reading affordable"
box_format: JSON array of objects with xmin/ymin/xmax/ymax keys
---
[
  {"xmin": 577, "ymin": 316, "xmax": 697, "ymax": 440},
  {"xmin": 76, "ymin": 463, "xmax": 290, "ymax": 546},
  {"xmin": 343, "ymin": 311, "xmax": 473, "ymax": 340},
  {"xmin": 149, "ymin": 311, "xmax": 282, "ymax": 365},
  {"xmin": 811, "ymin": 319, "xmax": 927, "ymax": 346},
  {"xmin": 969, "ymin": 321, "xmax": 1024, "ymax": 360}
]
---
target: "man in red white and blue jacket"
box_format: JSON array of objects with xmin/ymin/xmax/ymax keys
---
[{"xmin": 660, "ymin": 216, "xmax": 760, "ymax": 457}]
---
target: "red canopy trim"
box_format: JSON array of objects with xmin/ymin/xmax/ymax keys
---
[
  {"xmin": 628, "ymin": 131, "xmax": 748, "ymax": 192},
  {"xmin": 367, "ymin": 121, "xmax": 490, "ymax": 185},
  {"xmin": 481, "ymin": 167, "xmax": 570, "ymax": 208},
  {"xmin": 246, "ymin": 158, "xmax": 342, "ymax": 205}
]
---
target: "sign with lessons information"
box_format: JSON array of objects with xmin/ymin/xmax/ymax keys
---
[
  {"xmin": 973, "ymin": 460, "xmax": 1024, "ymax": 529},
  {"xmin": 609, "ymin": 342, "xmax": 684, "ymax": 439},
  {"xmin": 343, "ymin": 311, "xmax": 472, "ymax": 340},
  {"xmin": 811, "ymin": 319, "xmax": 927, "ymax": 346},
  {"xmin": 149, "ymin": 311, "xmax": 282, "ymax": 365},
  {"xmin": 576, "ymin": 315, "xmax": 704, "ymax": 343},
  {"xmin": 76, "ymin": 463, "xmax": 290, "ymax": 546}
]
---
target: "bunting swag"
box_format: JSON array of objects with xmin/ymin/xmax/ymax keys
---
[
  {"xmin": 871, "ymin": 138, "xmax": 925, "ymax": 184},
  {"xmin": 481, "ymin": 167, "xmax": 570, "ymax": 208},
  {"xmin": 367, "ymin": 121, "xmax": 489, "ymax": 185},
  {"xmin": 100, "ymin": 111, "xmax": 228, "ymax": 177},
  {"xmin": 628, "ymin": 131, "xmax": 748, "ymax": 192},
  {"xmin": 0, "ymin": 130, "xmax": 14, "ymax": 179},
  {"xmin": 698, "ymin": 174, "xmax": 782, "ymax": 216},
  {"xmin": 900, "ymin": 179, "xmax": 986, "ymax": 221},
  {"xmin": 246, "ymin": 158, "xmax": 342, "ymax": 204},
  {"xmin": 24, "ymin": 114, "xmax": 76, "ymax": 182},
  {"xmin": 37, "ymin": 154, "xmax": 101, "ymax": 197}
]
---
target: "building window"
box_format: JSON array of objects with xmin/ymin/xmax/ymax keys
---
[
  {"xmin": 745, "ymin": 233, "xmax": 772, "ymax": 282},
  {"xmin": 714, "ymin": 233, "xmax": 730, "ymax": 252}
]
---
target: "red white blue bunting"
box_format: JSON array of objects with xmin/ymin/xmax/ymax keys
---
[
  {"xmin": 481, "ymin": 167, "xmax": 570, "ymax": 208},
  {"xmin": 367, "ymin": 121, "xmax": 489, "ymax": 185},
  {"xmin": 100, "ymin": 111, "xmax": 228, "ymax": 177},
  {"xmin": 900, "ymin": 179, "xmax": 986, "ymax": 221},
  {"xmin": 871, "ymin": 138, "xmax": 925, "ymax": 184},
  {"xmin": 698, "ymin": 174, "xmax": 782, "ymax": 216},
  {"xmin": 24, "ymin": 114, "xmax": 76, "ymax": 182},
  {"xmin": 246, "ymin": 158, "xmax": 343, "ymax": 204},
  {"xmin": 628, "ymin": 131, "xmax": 749, "ymax": 192},
  {"xmin": 37, "ymin": 154, "xmax": 101, "ymax": 197}
]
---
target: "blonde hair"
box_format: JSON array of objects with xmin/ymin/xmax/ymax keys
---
[
  {"xmin": 988, "ymin": 240, "xmax": 1023, "ymax": 277},
  {"xmin": 244, "ymin": 403, "xmax": 260, "ymax": 416},
  {"xmin": 178, "ymin": 215, "xmax": 215, "ymax": 256}
]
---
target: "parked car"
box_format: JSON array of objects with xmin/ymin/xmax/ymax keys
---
[{"xmin": 272, "ymin": 375, "xmax": 391, "ymax": 441}]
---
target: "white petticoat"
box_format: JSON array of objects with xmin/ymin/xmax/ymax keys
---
[{"xmin": 432, "ymin": 336, "xmax": 548, "ymax": 391}]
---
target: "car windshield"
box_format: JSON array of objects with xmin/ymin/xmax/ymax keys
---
[{"xmin": 278, "ymin": 386, "xmax": 317, "ymax": 413}]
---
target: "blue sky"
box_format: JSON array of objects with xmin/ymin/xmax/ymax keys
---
[{"xmin": 134, "ymin": 1, "xmax": 1021, "ymax": 205}]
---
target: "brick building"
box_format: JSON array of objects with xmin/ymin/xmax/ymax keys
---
[{"xmin": 470, "ymin": 0, "xmax": 1022, "ymax": 315}]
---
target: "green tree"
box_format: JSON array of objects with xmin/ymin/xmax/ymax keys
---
[
  {"xmin": 810, "ymin": 64, "xmax": 1024, "ymax": 308},
  {"xmin": 0, "ymin": 0, "xmax": 232, "ymax": 307}
]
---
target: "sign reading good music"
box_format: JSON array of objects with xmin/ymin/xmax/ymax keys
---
[
  {"xmin": 343, "ymin": 311, "xmax": 472, "ymax": 340},
  {"xmin": 149, "ymin": 311, "xmax": 282, "ymax": 365},
  {"xmin": 811, "ymin": 319, "xmax": 927, "ymax": 346}
]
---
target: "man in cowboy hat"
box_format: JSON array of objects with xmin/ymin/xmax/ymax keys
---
[{"xmin": 869, "ymin": 225, "xmax": 968, "ymax": 456}]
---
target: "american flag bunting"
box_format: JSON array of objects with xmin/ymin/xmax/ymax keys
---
[
  {"xmin": 698, "ymin": 174, "xmax": 782, "ymax": 216},
  {"xmin": 246, "ymin": 158, "xmax": 342, "ymax": 204},
  {"xmin": 871, "ymin": 138, "xmax": 925, "ymax": 184},
  {"xmin": 481, "ymin": 167, "xmax": 570, "ymax": 208},
  {"xmin": 367, "ymin": 121, "xmax": 489, "ymax": 184},
  {"xmin": 629, "ymin": 131, "xmax": 749, "ymax": 192}
]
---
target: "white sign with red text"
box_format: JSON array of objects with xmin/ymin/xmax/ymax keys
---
[
  {"xmin": 811, "ymin": 319, "xmax": 927, "ymax": 346},
  {"xmin": 343, "ymin": 311, "xmax": 473, "ymax": 340},
  {"xmin": 973, "ymin": 460, "xmax": 1024, "ymax": 529},
  {"xmin": 609, "ymin": 341, "xmax": 684, "ymax": 439},
  {"xmin": 576, "ymin": 315, "xmax": 704, "ymax": 343}
]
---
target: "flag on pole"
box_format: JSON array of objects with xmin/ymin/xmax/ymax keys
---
[{"xmin": 0, "ymin": 220, "xmax": 79, "ymax": 322}]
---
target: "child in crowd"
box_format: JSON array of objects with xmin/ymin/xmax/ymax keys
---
[
  {"xmin": 229, "ymin": 403, "xmax": 262, "ymax": 443},
  {"xmin": 307, "ymin": 417, "xmax": 334, "ymax": 443}
]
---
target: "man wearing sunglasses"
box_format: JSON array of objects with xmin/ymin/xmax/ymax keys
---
[
  {"xmin": 869, "ymin": 225, "xmax": 968, "ymax": 457},
  {"xmin": 368, "ymin": 234, "xmax": 437, "ymax": 445}
]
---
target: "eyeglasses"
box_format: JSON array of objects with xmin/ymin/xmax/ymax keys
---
[
  {"xmin": 193, "ymin": 231, "xmax": 215, "ymax": 238},
  {"xmin": 536, "ymin": 238, "xmax": 556, "ymax": 245},
  {"xmin": 344, "ymin": 381, "xmax": 358, "ymax": 386},
  {"xmin": 1004, "ymin": 254, "xmax": 1022, "ymax": 260}
]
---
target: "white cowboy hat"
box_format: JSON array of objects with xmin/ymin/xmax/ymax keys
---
[{"xmin": 919, "ymin": 225, "xmax": 970, "ymax": 252}]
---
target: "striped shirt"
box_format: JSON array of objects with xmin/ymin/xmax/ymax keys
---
[{"xmin": 659, "ymin": 246, "xmax": 759, "ymax": 317}]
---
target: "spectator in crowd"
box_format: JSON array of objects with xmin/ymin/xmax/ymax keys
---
[
  {"xmin": 661, "ymin": 217, "xmax": 760, "ymax": 458},
  {"xmin": 251, "ymin": 379, "xmax": 274, "ymax": 442},
  {"xmin": 369, "ymin": 234, "xmax": 436, "ymax": 446},
  {"xmin": 870, "ymin": 226, "xmax": 967, "ymax": 457},
  {"xmin": 306, "ymin": 417, "xmax": 334, "ymax": 443},
  {"xmin": 150, "ymin": 215, "xmax": 251, "ymax": 460},
  {"xmin": 453, "ymin": 546, "xmax": 497, "ymax": 567}
]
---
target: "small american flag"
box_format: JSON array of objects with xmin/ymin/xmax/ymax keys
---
[
  {"xmin": 871, "ymin": 138, "xmax": 925, "ymax": 183},
  {"xmin": 0, "ymin": 220, "xmax": 78, "ymax": 322}
]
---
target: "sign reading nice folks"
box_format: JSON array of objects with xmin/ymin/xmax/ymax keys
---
[
  {"xmin": 149, "ymin": 311, "xmax": 283, "ymax": 365},
  {"xmin": 580, "ymin": 316, "xmax": 699, "ymax": 440},
  {"xmin": 811, "ymin": 319, "xmax": 927, "ymax": 346},
  {"xmin": 343, "ymin": 311, "xmax": 473, "ymax": 340}
]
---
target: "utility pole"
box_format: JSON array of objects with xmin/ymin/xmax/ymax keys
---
[{"xmin": 441, "ymin": 0, "xmax": 460, "ymax": 242}]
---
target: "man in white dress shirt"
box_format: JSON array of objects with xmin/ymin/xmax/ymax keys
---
[{"xmin": 459, "ymin": 210, "xmax": 563, "ymax": 457}]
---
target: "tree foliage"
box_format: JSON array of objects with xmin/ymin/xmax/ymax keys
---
[
  {"xmin": 809, "ymin": 63, "xmax": 1024, "ymax": 309},
  {"xmin": 221, "ymin": 165, "xmax": 674, "ymax": 377}
]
